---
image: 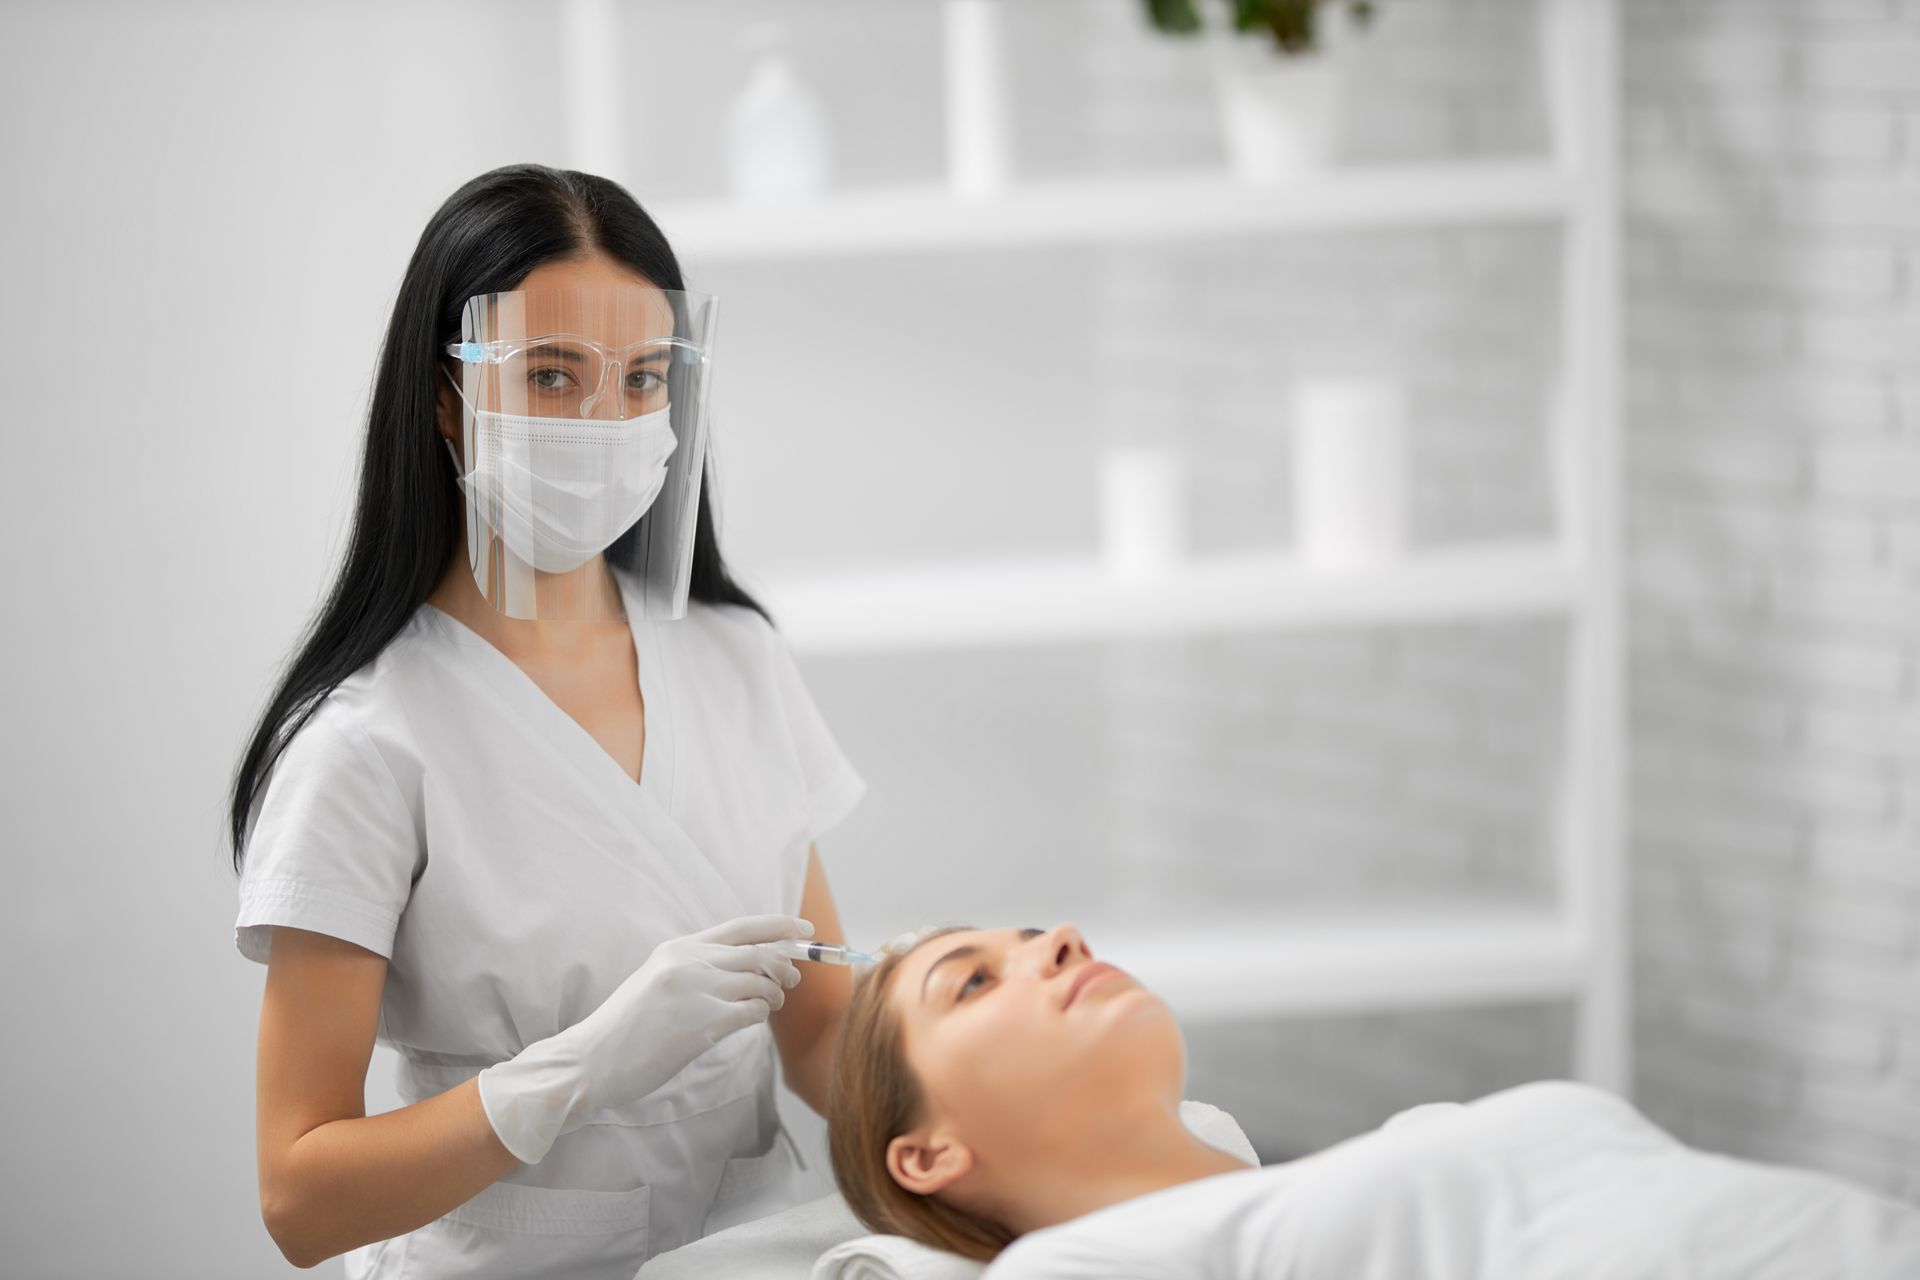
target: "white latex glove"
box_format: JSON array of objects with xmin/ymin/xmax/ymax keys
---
[{"xmin": 478, "ymin": 914, "xmax": 811, "ymax": 1164}]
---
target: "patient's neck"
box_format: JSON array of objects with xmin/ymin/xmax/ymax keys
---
[{"xmin": 984, "ymin": 1096, "xmax": 1251, "ymax": 1236}]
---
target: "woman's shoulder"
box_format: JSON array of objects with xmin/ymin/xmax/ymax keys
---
[
  {"xmin": 315, "ymin": 605, "xmax": 438, "ymax": 702},
  {"xmin": 285, "ymin": 606, "xmax": 445, "ymax": 772},
  {"xmin": 680, "ymin": 594, "xmax": 777, "ymax": 639},
  {"xmin": 672, "ymin": 596, "xmax": 789, "ymax": 673},
  {"xmin": 987, "ymin": 1170, "xmax": 1276, "ymax": 1279}
]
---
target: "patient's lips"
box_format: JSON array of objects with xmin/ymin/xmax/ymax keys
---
[{"xmin": 1064, "ymin": 961, "xmax": 1126, "ymax": 1009}]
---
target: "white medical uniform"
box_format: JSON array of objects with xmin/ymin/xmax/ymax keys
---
[{"xmin": 234, "ymin": 573, "xmax": 865, "ymax": 1279}]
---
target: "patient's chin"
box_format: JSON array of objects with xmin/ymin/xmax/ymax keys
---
[
  {"xmin": 1089, "ymin": 983, "xmax": 1177, "ymax": 1038},
  {"xmin": 1066, "ymin": 986, "xmax": 1184, "ymax": 1087}
]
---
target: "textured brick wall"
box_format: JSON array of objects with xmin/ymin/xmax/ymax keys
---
[{"xmin": 1621, "ymin": 0, "xmax": 1920, "ymax": 1204}]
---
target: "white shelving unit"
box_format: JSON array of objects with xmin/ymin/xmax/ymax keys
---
[
  {"xmin": 752, "ymin": 542, "xmax": 1580, "ymax": 655},
  {"xmin": 653, "ymin": 160, "xmax": 1577, "ymax": 260},
  {"xmin": 573, "ymin": 0, "xmax": 1624, "ymax": 1088},
  {"xmin": 1097, "ymin": 904, "xmax": 1591, "ymax": 1022}
]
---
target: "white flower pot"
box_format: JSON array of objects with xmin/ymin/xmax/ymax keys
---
[{"xmin": 1211, "ymin": 33, "xmax": 1345, "ymax": 181}]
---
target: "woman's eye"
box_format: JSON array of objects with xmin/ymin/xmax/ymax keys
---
[
  {"xmin": 627, "ymin": 370, "xmax": 664, "ymax": 391},
  {"xmin": 530, "ymin": 367, "xmax": 575, "ymax": 390},
  {"xmin": 957, "ymin": 967, "xmax": 989, "ymax": 1001}
]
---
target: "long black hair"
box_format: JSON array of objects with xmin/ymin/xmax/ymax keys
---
[{"xmin": 228, "ymin": 164, "xmax": 766, "ymax": 871}]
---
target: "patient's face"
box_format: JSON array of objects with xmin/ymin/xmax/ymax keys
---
[{"xmin": 887, "ymin": 925, "xmax": 1184, "ymax": 1165}]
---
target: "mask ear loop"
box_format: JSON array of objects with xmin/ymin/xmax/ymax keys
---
[
  {"xmin": 439, "ymin": 364, "xmax": 475, "ymax": 473},
  {"xmin": 441, "ymin": 357, "xmax": 484, "ymax": 410},
  {"xmin": 436, "ymin": 362, "xmax": 490, "ymax": 583}
]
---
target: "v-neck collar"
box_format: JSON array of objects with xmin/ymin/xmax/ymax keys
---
[
  {"xmin": 417, "ymin": 583, "xmax": 752, "ymax": 926},
  {"xmin": 420, "ymin": 571, "xmax": 676, "ymax": 812}
]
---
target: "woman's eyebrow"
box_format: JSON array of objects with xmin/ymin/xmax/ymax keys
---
[
  {"xmin": 918, "ymin": 929, "xmax": 1045, "ymax": 1002},
  {"xmin": 920, "ymin": 945, "xmax": 980, "ymax": 1001}
]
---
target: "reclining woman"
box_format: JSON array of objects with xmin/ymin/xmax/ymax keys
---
[{"xmin": 828, "ymin": 925, "xmax": 1920, "ymax": 1279}]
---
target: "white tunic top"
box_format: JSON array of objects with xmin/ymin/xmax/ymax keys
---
[
  {"xmin": 235, "ymin": 579, "xmax": 865, "ymax": 1279},
  {"xmin": 985, "ymin": 1081, "xmax": 1920, "ymax": 1280}
]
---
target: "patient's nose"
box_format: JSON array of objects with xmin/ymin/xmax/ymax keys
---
[{"xmin": 1029, "ymin": 924, "xmax": 1091, "ymax": 977}]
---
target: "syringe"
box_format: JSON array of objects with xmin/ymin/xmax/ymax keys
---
[{"xmin": 761, "ymin": 939, "xmax": 877, "ymax": 966}]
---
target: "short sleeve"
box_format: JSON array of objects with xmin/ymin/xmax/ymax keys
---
[
  {"xmin": 234, "ymin": 701, "xmax": 422, "ymax": 965},
  {"xmin": 761, "ymin": 623, "xmax": 867, "ymax": 843}
]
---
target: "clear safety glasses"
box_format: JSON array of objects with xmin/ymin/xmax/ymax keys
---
[{"xmin": 445, "ymin": 333, "xmax": 706, "ymax": 420}]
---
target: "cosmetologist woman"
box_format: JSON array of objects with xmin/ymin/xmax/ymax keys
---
[{"xmin": 229, "ymin": 163, "xmax": 865, "ymax": 1277}]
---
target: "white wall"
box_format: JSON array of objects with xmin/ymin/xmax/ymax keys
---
[{"xmin": 0, "ymin": 2, "xmax": 566, "ymax": 1274}]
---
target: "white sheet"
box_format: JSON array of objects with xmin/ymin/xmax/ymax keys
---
[
  {"xmin": 633, "ymin": 1192, "xmax": 863, "ymax": 1280},
  {"xmin": 635, "ymin": 1101, "xmax": 1259, "ymax": 1280},
  {"xmin": 985, "ymin": 1080, "xmax": 1920, "ymax": 1279}
]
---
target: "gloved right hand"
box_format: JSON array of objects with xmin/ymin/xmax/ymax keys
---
[{"xmin": 477, "ymin": 914, "xmax": 810, "ymax": 1164}]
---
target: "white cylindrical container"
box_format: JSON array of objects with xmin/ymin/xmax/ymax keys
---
[
  {"xmin": 944, "ymin": 0, "xmax": 1011, "ymax": 197},
  {"xmin": 1100, "ymin": 448, "xmax": 1186, "ymax": 578},
  {"xmin": 1291, "ymin": 379, "xmax": 1407, "ymax": 569}
]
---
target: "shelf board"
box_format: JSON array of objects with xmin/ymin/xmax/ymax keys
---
[
  {"xmin": 1085, "ymin": 904, "xmax": 1588, "ymax": 1021},
  {"xmin": 755, "ymin": 541, "xmax": 1579, "ymax": 656},
  {"xmin": 657, "ymin": 160, "xmax": 1576, "ymax": 263}
]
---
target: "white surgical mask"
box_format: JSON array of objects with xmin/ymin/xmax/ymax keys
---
[{"xmin": 445, "ymin": 405, "xmax": 678, "ymax": 574}]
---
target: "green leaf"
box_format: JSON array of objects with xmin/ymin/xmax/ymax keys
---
[{"xmin": 1144, "ymin": 0, "xmax": 1203, "ymax": 34}]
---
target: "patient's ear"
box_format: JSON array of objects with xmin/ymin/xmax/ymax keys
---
[{"xmin": 886, "ymin": 1127, "xmax": 973, "ymax": 1197}]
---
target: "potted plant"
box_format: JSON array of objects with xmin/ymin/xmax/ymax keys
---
[{"xmin": 1143, "ymin": 0, "xmax": 1377, "ymax": 182}]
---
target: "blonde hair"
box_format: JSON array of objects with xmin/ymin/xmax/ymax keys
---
[{"xmin": 827, "ymin": 927, "xmax": 1016, "ymax": 1261}]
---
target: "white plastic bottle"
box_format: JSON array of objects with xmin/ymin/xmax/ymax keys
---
[{"xmin": 726, "ymin": 21, "xmax": 832, "ymax": 203}]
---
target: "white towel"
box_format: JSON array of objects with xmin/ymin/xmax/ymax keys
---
[
  {"xmin": 809, "ymin": 1233, "xmax": 986, "ymax": 1280},
  {"xmin": 1178, "ymin": 1098, "xmax": 1262, "ymax": 1168}
]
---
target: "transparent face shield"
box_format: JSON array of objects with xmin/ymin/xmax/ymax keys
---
[{"xmin": 443, "ymin": 285, "xmax": 719, "ymax": 622}]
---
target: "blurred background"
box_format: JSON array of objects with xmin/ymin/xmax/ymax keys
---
[{"xmin": 1, "ymin": 0, "xmax": 1915, "ymax": 1274}]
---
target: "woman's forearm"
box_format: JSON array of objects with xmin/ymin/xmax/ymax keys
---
[{"xmin": 263, "ymin": 1076, "xmax": 518, "ymax": 1268}]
